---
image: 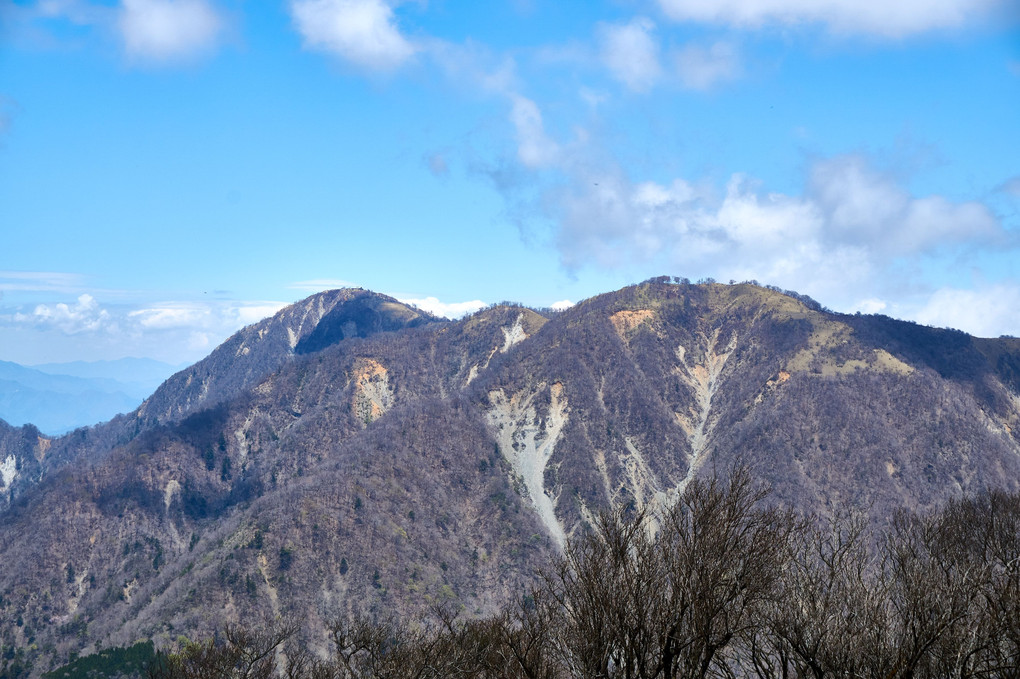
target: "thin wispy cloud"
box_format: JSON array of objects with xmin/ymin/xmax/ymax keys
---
[
  {"xmin": 9, "ymin": 295, "xmax": 287, "ymax": 336},
  {"xmin": 425, "ymin": 152, "xmax": 450, "ymax": 177},
  {"xmin": 119, "ymin": 0, "xmax": 224, "ymax": 63},
  {"xmin": 509, "ymin": 94, "xmax": 560, "ymax": 169},
  {"xmin": 1000, "ymin": 176, "xmax": 1020, "ymax": 197},
  {"xmin": 33, "ymin": 0, "xmax": 106, "ymax": 24},
  {"xmin": 0, "ymin": 97, "xmax": 18, "ymax": 138},
  {"xmin": 13, "ymin": 0, "xmax": 111, "ymax": 31},
  {"xmin": 597, "ymin": 17, "xmax": 663, "ymax": 93},
  {"xmin": 128, "ymin": 302, "xmax": 212, "ymax": 330},
  {"xmin": 656, "ymin": 0, "xmax": 1006, "ymax": 37},
  {"xmin": 673, "ymin": 42, "xmax": 741, "ymax": 90},
  {"xmin": 128, "ymin": 300, "xmax": 287, "ymax": 329},
  {"xmin": 0, "ymin": 271, "xmax": 88, "ymax": 294}
]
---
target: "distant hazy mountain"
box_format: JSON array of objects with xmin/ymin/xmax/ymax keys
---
[
  {"xmin": 2, "ymin": 281, "xmax": 1020, "ymax": 676},
  {"xmin": 0, "ymin": 358, "xmax": 180, "ymax": 435},
  {"xmin": 31, "ymin": 358, "xmax": 185, "ymax": 399}
]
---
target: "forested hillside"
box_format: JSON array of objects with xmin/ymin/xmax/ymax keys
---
[{"xmin": 3, "ymin": 280, "xmax": 1019, "ymax": 677}]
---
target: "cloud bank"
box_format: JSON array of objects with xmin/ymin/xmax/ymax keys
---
[
  {"xmin": 912, "ymin": 284, "xmax": 1020, "ymax": 337},
  {"xmin": 399, "ymin": 296, "xmax": 485, "ymax": 319},
  {"xmin": 544, "ymin": 153, "xmax": 1004, "ymax": 303},
  {"xmin": 2, "ymin": 292, "xmax": 289, "ymax": 363},
  {"xmin": 16, "ymin": 294, "xmax": 113, "ymax": 334}
]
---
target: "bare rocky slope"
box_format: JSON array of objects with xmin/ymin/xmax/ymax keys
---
[{"xmin": 2, "ymin": 279, "xmax": 1020, "ymax": 676}]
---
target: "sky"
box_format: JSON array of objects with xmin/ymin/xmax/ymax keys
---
[{"xmin": 1, "ymin": 0, "xmax": 1019, "ymax": 366}]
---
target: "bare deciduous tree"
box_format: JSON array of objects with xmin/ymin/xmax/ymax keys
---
[
  {"xmin": 147, "ymin": 471, "xmax": 1020, "ymax": 679},
  {"xmin": 546, "ymin": 467, "xmax": 793, "ymax": 679},
  {"xmin": 149, "ymin": 620, "xmax": 297, "ymax": 679}
]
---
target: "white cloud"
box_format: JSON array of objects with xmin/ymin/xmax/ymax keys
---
[
  {"xmin": 399, "ymin": 296, "xmax": 485, "ymax": 318},
  {"xmin": 128, "ymin": 303, "xmax": 210, "ymax": 329},
  {"xmin": 233, "ymin": 303, "xmax": 289, "ymax": 325},
  {"xmin": 9, "ymin": 295, "xmax": 287, "ymax": 351},
  {"xmin": 597, "ymin": 17, "xmax": 662, "ymax": 92},
  {"xmin": 509, "ymin": 95, "xmax": 560, "ymax": 168},
  {"xmin": 809, "ymin": 155, "xmax": 999, "ymax": 255},
  {"xmin": 911, "ymin": 284, "xmax": 1020, "ymax": 336},
  {"xmin": 188, "ymin": 331, "xmax": 212, "ymax": 350},
  {"xmin": 656, "ymin": 0, "xmax": 1004, "ymax": 37},
  {"xmin": 289, "ymin": 0, "xmax": 416, "ymax": 71},
  {"xmin": 427, "ymin": 39, "xmax": 520, "ymax": 96},
  {"xmin": 119, "ymin": 0, "xmax": 223, "ymax": 62},
  {"xmin": 850, "ymin": 298, "xmax": 888, "ymax": 314},
  {"xmin": 1, "ymin": 293, "xmax": 291, "ymax": 364},
  {"xmin": 16, "ymin": 294, "xmax": 113, "ymax": 334},
  {"xmin": 128, "ymin": 300, "xmax": 287, "ymax": 330},
  {"xmin": 550, "ymin": 299, "xmax": 574, "ymax": 311},
  {"xmin": 673, "ymin": 42, "xmax": 741, "ymax": 90},
  {"xmin": 427, "ymin": 42, "xmax": 561, "ymax": 173},
  {"xmin": 0, "ymin": 271, "xmax": 86, "ymax": 294},
  {"xmin": 27, "ymin": 0, "xmax": 110, "ymax": 25},
  {"xmin": 579, "ymin": 87, "xmax": 608, "ymax": 109},
  {"xmin": 529, "ymin": 148, "xmax": 1009, "ymax": 311}
]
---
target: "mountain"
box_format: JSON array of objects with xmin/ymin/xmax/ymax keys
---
[
  {"xmin": 0, "ymin": 361, "xmax": 143, "ymax": 435},
  {"xmin": 2, "ymin": 280, "xmax": 1019, "ymax": 676},
  {"xmin": 0, "ymin": 289, "xmax": 441, "ymax": 512},
  {"xmin": 31, "ymin": 358, "xmax": 184, "ymax": 399}
]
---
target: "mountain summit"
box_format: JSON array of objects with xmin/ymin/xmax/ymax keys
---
[{"xmin": 2, "ymin": 280, "xmax": 1019, "ymax": 674}]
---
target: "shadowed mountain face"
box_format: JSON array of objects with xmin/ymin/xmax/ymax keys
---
[{"xmin": 2, "ymin": 281, "xmax": 1020, "ymax": 675}]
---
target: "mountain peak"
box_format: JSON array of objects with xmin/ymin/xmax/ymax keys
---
[
  {"xmin": 5, "ymin": 280, "xmax": 1020, "ymax": 676},
  {"xmin": 294, "ymin": 290, "xmax": 441, "ymax": 355}
]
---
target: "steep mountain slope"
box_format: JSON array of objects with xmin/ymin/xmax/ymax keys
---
[
  {"xmin": 2, "ymin": 281, "xmax": 1020, "ymax": 676},
  {"xmin": 132, "ymin": 288, "xmax": 439, "ymax": 428},
  {"xmin": 0, "ymin": 289, "xmax": 438, "ymax": 513}
]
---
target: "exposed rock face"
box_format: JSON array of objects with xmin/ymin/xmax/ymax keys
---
[
  {"xmin": 486, "ymin": 381, "xmax": 569, "ymax": 549},
  {"xmin": 137, "ymin": 289, "xmax": 436, "ymax": 428},
  {"xmin": 3, "ymin": 281, "xmax": 1020, "ymax": 676},
  {"xmin": 0, "ymin": 290, "xmax": 440, "ymax": 514}
]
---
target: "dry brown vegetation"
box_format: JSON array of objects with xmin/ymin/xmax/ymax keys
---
[
  {"xmin": 150, "ymin": 469, "xmax": 1020, "ymax": 679},
  {"xmin": 7, "ymin": 281, "xmax": 1020, "ymax": 678}
]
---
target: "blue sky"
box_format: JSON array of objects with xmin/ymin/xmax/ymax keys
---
[{"xmin": 1, "ymin": 0, "xmax": 1018, "ymax": 365}]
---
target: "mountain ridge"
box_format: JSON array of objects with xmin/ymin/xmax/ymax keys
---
[{"xmin": 2, "ymin": 279, "xmax": 1020, "ymax": 676}]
